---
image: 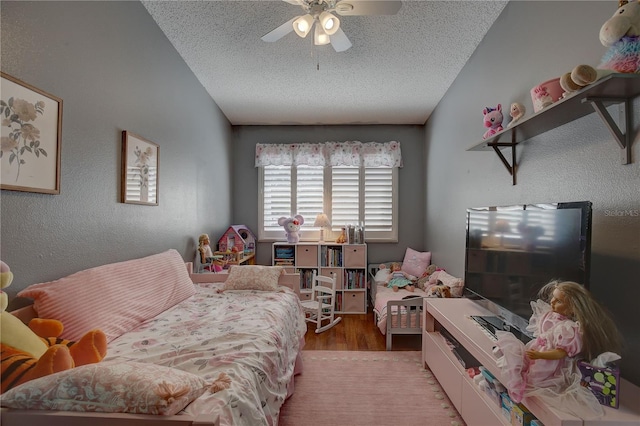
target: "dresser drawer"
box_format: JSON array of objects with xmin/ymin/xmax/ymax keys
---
[{"xmin": 344, "ymin": 245, "xmax": 366, "ymax": 267}]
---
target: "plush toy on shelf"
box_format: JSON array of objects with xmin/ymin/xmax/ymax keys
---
[
  {"xmin": 507, "ymin": 102, "xmax": 526, "ymax": 128},
  {"xmin": 560, "ymin": 0, "xmax": 640, "ymax": 95},
  {"xmin": 0, "ymin": 260, "xmax": 107, "ymax": 393},
  {"xmin": 278, "ymin": 214, "xmax": 304, "ymax": 243},
  {"xmin": 482, "ymin": 104, "xmax": 504, "ymax": 139}
]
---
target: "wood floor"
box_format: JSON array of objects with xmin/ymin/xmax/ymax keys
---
[{"xmin": 302, "ymin": 307, "xmax": 421, "ymax": 351}]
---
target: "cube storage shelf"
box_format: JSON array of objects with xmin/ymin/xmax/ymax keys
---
[{"xmin": 272, "ymin": 242, "xmax": 367, "ymax": 314}]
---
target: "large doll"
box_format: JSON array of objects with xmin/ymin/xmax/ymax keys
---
[
  {"xmin": 385, "ymin": 262, "xmax": 415, "ymax": 293},
  {"xmin": 495, "ymin": 280, "xmax": 622, "ymax": 419},
  {"xmin": 198, "ymin": 234, "xmax": 224, "ymax": 272}
]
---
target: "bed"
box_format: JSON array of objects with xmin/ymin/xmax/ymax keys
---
[
  {"xmin": 1, "ymin": 250, "xmax": 306, "ymax": 426},
  {"xmin": 368, "ymin": 263, "xmax": 425, "ymax": 350},
  {"xmin": 369, "ymin": 262, "xmax": 465, "ymax": 350}
]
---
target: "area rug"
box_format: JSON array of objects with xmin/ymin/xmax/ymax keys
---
[{"xmin": 279, "ymin": 351, "xmax": 465, "ymax": 426}]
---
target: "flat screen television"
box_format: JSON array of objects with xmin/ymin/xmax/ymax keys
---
[{"xmin": 464, "ymin": 201, "xmax": 592, "ymax": 342}]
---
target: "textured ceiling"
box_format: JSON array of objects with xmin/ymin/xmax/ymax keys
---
[{"xmin": 142, "ymin": 0, "xmax": 507, "ymax": 125}]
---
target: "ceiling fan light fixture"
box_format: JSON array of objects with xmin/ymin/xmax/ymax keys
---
[
  {"xmin": 314, "ymin": 24, "xmax": 330, "ymax": 45},
  {"xmin": 319, "ymin": 11, "xmax": 340, "ymax": 35},
  {"xmin": 293, "ymin": 14, "xmax": 314, "ymax": 38}
]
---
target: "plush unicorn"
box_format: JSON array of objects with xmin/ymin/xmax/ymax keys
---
[
  {"xmin": 482, "ymin": 104, "xmax": 504, "ymax": 139},
  {"xmin": 561, "ymin": 0, "xmax": 640, "ymax": 93}
]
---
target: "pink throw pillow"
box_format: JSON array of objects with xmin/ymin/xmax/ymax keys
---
[
  {"xmin": 18, "ymin": 249, "xmax": 195, "ymax": 342},
  {"xmin": 401, "ymin": 248, "xmax": 431, "ymax": 278}
]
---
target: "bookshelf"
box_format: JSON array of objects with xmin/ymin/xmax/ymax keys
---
[{"xmin": 272, "ymin": 242, "xmax": 367, "ymax": 313}]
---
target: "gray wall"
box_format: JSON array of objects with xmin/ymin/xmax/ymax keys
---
[
  {"xmin": 0, "ymin": 1, "xmax": 233, "ymax": 306},
  {"xmin": 232, "ymin": 125, "xmax": 427, "ymax": 265},
  {"xmin": 425, "ymin": 1, "xmax": 640, "ymax": 385}
]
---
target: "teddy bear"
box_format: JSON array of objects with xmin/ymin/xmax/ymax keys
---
[
  {"xmin": 278, "ymin": 214, "xmax": 304, "ymax": 243},
  {"xmin": 560, "ymin": 0, "xmax": 640, "ymax": 95},
  {"xmin": 1, "ymin": 260, "xmax": 107, "ymax": 392},
  {"xmin": 482, "ymin": 104, "xmax": 504, "ymax": 139},
  {"xmin": 426, "ymin": 282, "xmax": 453, "ymax": 298}
]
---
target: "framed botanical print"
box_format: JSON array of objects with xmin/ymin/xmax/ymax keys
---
[
  {"xmin": 121, "ymin": 131, "xmax": 159, "ymax": 206},
  {"xmin": 1, "ymin": 72, "xmax": 63, "ymax": 194}
]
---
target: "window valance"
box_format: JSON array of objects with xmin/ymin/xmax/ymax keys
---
[{"xmin": 255, "ymin": 141, "xmax": 403, "ymax": 168}]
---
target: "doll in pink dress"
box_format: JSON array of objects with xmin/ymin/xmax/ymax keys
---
[{"xmin": 495, "ymin": 280, "xmax": 622, "ymax": 419}]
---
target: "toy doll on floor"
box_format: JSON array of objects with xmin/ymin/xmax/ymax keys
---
[
  {"xmin": 385, "ymin": 262, "xmax": 415, "ymax": 292},
  {"xmin": 495, "ymin": 280, "xmax": 622, "ymax": 419}
]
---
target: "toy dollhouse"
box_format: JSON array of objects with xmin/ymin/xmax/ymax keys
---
[{"xmin": 215, "ymin": 225, "xmax": 256, "ymax": 266}]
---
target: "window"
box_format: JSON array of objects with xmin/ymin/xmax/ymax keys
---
[
  {"xmin": 259, "ymin": 165, "xmax": 398, "ymax": 242},
  {"xmin": 256, "ymin": 141, "xmax": 402, "ymax": 242}
]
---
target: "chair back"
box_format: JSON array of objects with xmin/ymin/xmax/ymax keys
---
[{"xmin": 311, "ymin": 271, "xmax": 337, "ymax": 301}]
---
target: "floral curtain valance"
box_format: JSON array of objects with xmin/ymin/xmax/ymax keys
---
[{"xmin": 255, "ymin": 141, "xmax": 403, "ymax": 168}]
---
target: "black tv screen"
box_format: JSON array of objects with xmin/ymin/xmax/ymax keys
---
[{"xmin": 464, "ymin": 201, "xmax": 592, "ymax": 336}]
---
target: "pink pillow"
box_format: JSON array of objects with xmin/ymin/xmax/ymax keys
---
[
  {"xmin": 18, "ymin": 249, "xmax": 195, "ymax": 342},
  {"xmin": 401, "ymin": 248, "xmax": 431, "ymax": 278}
]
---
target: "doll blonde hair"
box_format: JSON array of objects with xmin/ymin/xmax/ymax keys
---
[
  {"xmin": 198, "ymin": 234, "xmax": 210, "ymax": 249},
  {"xmin": 538, "ymin": 280, "xmax": 622, "ymax": 361}
]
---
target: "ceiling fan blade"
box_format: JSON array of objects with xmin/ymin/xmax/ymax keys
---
[
  {"xmin": 334, "ymin": 1, "xmax": 402, "ymax": 16},
  {"xmin": 261, "ymin": 17, "xmax": 297, "ymax": 42},
  {"xmin": 330, "ymin": 28, "xmax": 352, "ymax": 52}
]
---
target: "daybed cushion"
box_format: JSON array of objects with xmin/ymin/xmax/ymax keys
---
[
  {"xmin": 401, "ymin": 247, "xmax": 431, "ymax": 278},
  {"xmin": 17, "ymin": 249, "xmax": 195, "ymax": 342},
  {"xmin": 0, "ymin": 361, "xmax": 208, "ymax": 415},
  {"xmin": 222, "ymin": 265, "xmax": 284, "ymax": 291}
]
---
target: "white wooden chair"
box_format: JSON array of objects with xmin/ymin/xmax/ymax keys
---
[{"xmin": 300, "ymin": 271, "xmax": 342, "ymax": 334}]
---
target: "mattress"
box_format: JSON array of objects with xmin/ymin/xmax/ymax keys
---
[{"xmin": 104, "ymin": 282, "xmax": 306, "ymax": 425}]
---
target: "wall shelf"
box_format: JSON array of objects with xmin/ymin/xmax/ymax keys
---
[{"xmin": 467, "ymin": 74, "xmax": 640, "ymax": 185}]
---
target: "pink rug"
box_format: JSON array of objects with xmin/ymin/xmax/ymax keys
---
[{"xmin": 279, "ymin": 351, "xmax": 465, "ymax": 426}]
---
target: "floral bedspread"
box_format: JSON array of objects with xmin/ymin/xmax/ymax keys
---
[
  {"xmin": 105, "ymin": 283, "xmax": 306, "ymax": 425},
  {"xmin": 373, "ymin": 284, "xmax": 426, "ymax": 334}
]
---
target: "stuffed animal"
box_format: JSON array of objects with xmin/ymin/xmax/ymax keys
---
[
  {"xmin": 278, "ymin": 215, "xmax": 304, "ymax": 243},
  {"xmin": 507, "ymin": 102, "xmax": 526, "ymax": 128},
  {"xmin": 560, "ymin": 0, "xmax": 640, "ymax": 94},
  {"xmin": 482, "ymin": 104, "xmax": 504, "ymax": 139},
  {"xmin": 426, "ymin": 283, "xmax": 453, "ymax": 298},
  {"xmin": 374, "ymin": 263, "xmax": 391, "ymax": 284},
  {"xmin": 0, "ymin": 261, "xmax": 107, "ymax": 392}
]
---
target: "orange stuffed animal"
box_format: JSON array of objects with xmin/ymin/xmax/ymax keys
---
[{"xmin": 1, "ymin": 261, "xmax": 107, "ymax": 393}]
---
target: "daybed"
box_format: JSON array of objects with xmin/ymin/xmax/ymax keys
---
[
  {"xmin": 369, "ymin": 261, "xmax": 464, "ymax": 350},
  {"xmin": 1, "ymin": 249, "xmax": 306, "ymax": 426}
]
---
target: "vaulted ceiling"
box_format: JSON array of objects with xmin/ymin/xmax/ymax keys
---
[{"xmin": 143, "ymin": 0, "xmax": 508, "ymax": 125}]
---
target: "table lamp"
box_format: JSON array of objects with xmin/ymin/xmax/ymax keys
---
[{"xmin": 314, "ymin": 213, "xmax": 331, "ymax": 242}]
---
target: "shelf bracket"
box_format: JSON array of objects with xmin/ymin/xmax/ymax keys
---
[
  {"xmin": 583, "ymin": 97, "xmax": 632, "ymax": 164},
  {"xmin": 488, "ymin": 130, "xmax": 518, "ymax": 185}
]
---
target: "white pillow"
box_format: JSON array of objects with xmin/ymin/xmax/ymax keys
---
[
  {"xmin": 222, "ymin": 265, "xmax": 284, "ymax": 291},
  {"xmin": 0, "ymin": 361, "xmax": 208, "ymax": 415}
]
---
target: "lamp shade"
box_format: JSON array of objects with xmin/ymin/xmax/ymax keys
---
[
  {"xmin": 495, "ymin": 219, "xmax": 511, "ymax": 233},
  {"xmin": 314, "ymin": 24, "xmax": 330, "ymax": 45},
  {"xmin": 293, "ymin": 14, "xmax": 314, "ymax": 38},
  {"xmin": 314, "ymin": 213, "xmax": 331, "ymax": 228},
  {"xmin": 319, "ymin": 11, "xmax": 340, "ymax": 36}
]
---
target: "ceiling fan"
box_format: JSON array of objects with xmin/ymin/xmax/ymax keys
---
[{"xmin": 261, "ymin": 0, "xmax": 402, "ymax": 52}]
